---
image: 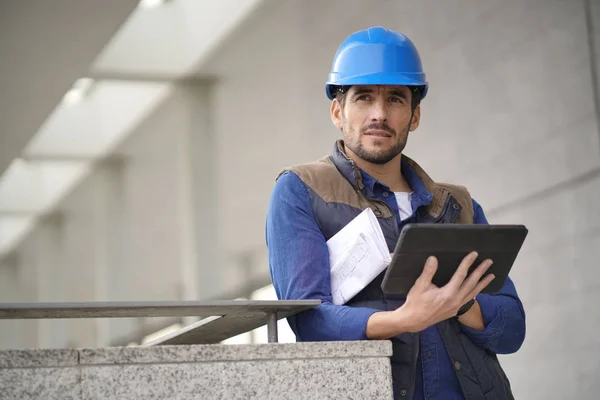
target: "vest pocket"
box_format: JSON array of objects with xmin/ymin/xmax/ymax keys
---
[
  {"xmin": 457, "ymin": 332, "xmax": 495, "ymax": 395},
  {"xmin": 481, "ymin": 351, "xmax": 515, "ymax": 400}
]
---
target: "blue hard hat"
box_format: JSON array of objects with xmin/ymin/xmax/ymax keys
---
[{"xmin": 325, "ymin": 26, "xmax": 428, "ymax": 101}]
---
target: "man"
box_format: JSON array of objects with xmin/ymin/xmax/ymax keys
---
[{"xmin": 266, "ymin": 26, "xmax": 525, "ymax": 400}]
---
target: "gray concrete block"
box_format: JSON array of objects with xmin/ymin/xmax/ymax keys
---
[
  {"xmin": 267, "ymin": 357, "xmax": 392, "ymax": 400},
  {"xmin": 0, "ymin": 348, "xmax": 78, "ymax": 368},
  {"xmin": 79, "ymin": 357, "xmax": 391, "ymax": 400},
  {"xmin": 80, "ymin": 362, "xmax": 272, "ymax": 400},
  {"xmin": 0, "ymin": 367, "xmax": 80, "ymax": 400},
  {"xmin": 0, "ymin": 342, "xmax": 394, "ymax": 399}
]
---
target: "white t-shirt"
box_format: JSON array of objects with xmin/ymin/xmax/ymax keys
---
[{"xmin": 394, "ymin": 192, "xmax": 413, "ymax": 221}]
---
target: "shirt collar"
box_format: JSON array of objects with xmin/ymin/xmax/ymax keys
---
[{"xmin": 330, "ymin": 140, "xmax": 433, "ymax": 207}]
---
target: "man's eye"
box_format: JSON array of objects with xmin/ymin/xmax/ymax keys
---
[
  {"xmin": 357, "ymin": 95, "xmax": 371, "ymax": 101},
  {"xmin": 390, "ymin": 97, "xmax": 404, "ymax": 103}
]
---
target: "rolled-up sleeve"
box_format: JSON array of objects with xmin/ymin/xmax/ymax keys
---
[
  {"xmin": 459, "ymin": 199, "xmax": 526, "ymax": 354},
  {"xmin": 265, "ymin": 171, "xmax": 378, "ymax": 341}
]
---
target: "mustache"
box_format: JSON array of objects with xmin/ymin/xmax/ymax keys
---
[{"xmin": 361, "ymin": 122, "xmax": 396, "ymax": 136}]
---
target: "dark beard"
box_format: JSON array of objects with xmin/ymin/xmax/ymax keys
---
[
  {"xmin": 345, "ymin": 138, "xmax": 406, "ymax": 165},
  {"xmin": 342, "ymin": 119, "xmax": 411, "ymax": 164}
]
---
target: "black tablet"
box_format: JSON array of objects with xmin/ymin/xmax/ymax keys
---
[{"xmin": 381, "ymin": 224, "xmax": 528, "ymax": 295}]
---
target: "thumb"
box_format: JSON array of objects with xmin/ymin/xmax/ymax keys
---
[{"xmin": 417, "ymin": 256, "xmax": 438, "ymax": 287}]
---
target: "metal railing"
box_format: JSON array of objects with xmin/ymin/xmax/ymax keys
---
[{"xmin": 0, "ymin": 300, "xmax": 321, "ymax": 345}]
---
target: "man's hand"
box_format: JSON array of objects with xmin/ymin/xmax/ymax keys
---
[
  {"xmin": 366, "ymin": 252, "xmax": 494, "ymax": 339},
  {"xmin": 396, "ymin": 252, "xmax": 494, "ymax": 332}
]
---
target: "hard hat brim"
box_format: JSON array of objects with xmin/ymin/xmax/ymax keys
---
[{"xmin": 325, "ymin": 72, "xmax": 428, "ymax": 100}]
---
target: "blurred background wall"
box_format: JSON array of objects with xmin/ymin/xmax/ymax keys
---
[{"xmin": 1, "ymin": 0, "xmax": 599, "ymax": 398}]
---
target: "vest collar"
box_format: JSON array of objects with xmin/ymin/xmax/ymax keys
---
[
  {"xmin": 330, "ymin": 140, "xmax": 452, "ymax": 218},
  {"xmin": 330, "ymin": 140, "xmax": 365, "ymax": 190}
]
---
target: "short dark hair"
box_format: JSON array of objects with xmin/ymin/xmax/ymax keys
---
[
  {"xmin": 409, "ymin": 86, "xmax": 423, "ymax": 110},
  {"xmin": 333, "ymin": 85, "xmax": 423, "ymax": 111},
  {"xmin": 334, "ymin": 85, "xmax": 351, "ymax": 108}
]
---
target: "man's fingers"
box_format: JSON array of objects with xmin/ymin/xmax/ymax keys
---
[
  {"xmin": 416, "ymin": 256, "xmax": 438, "ymax": 287},
  {"xmin": 446, "ymin": 251, "xmax": 478, "ymax": 291},
  {"xmin": 465, "ymin": 273, "xmax": 495, "ymax": 301},
  {"xmin": 458, "ymin": 259, "xmax": 493, "ymax": 298}
]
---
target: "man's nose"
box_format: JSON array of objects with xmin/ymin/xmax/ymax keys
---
[{"xmin": 370, "ymin": 100, "xmax": 388, "ymax": 121}]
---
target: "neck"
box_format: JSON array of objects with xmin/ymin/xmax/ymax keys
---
[{"xmin": 345, "ymin": 147, "xmax": 412, "ymax": 192}]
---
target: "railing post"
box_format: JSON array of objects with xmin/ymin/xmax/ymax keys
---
[{"xmin": 266, "ymin": 312, "xmax": 278, "ymax": 343}]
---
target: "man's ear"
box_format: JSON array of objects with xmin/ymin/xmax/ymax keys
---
[
  {"xmin": 330, "ymin": 99, "xmax": 344, "ymax": 130},
  {"xmin": 409, "ymin": 104, "xmax": 421, "ymax": 132}
]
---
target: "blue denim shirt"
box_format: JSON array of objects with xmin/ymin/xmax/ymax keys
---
[{"xmin": 266, "ymin": 161, "xmax": 526, "ymax": 400}]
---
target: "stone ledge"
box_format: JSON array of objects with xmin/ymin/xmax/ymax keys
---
[
  {"xmin": 0, "ymin": 341, "xmax": 394, "ymax": 399},
  {"xmin": 79, "ymin": 340, "xmax": 392, "ymax": 365},
  {"xmin": 0, "ymin": 348, "xmax": 79, "ymax": 368},
  {"xmin": 0, "ymin": 341, "xmax": 392, "ymax": 368}
]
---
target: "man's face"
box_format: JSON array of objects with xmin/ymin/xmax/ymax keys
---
[{"xmin": 330, "ymin": 85, "xmax": 420, "ymax": 165}]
